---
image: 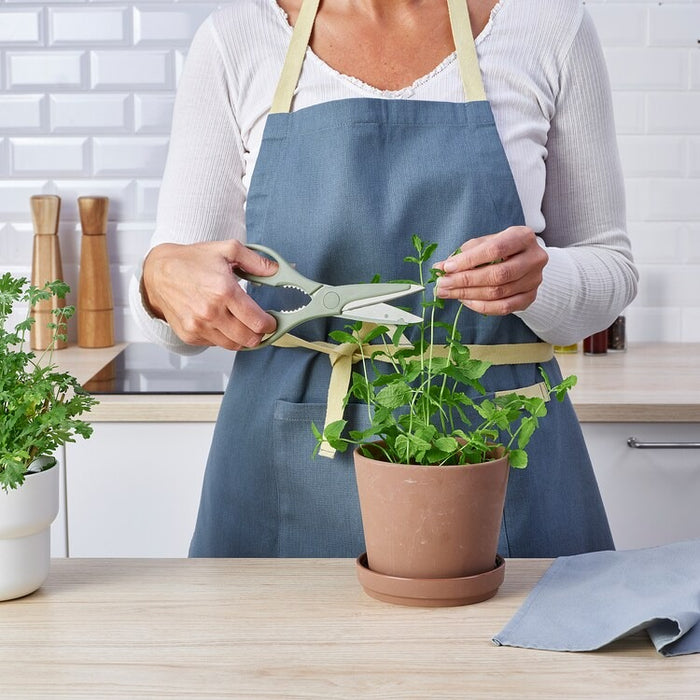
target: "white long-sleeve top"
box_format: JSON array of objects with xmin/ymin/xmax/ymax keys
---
[{"xmin": 130, "ymin": 0, "xmax": 638, "ymax": 353}]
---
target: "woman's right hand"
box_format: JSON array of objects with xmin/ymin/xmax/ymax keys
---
[{"xmin": 141, "ymin": 239, "xmax": 279, "ymax": 350}]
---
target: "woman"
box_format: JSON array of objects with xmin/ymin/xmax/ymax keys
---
[{"xmin": 131, "ymin": 0, "xmax": 638, "ymax": 558}]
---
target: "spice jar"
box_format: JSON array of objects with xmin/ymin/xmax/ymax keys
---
[
  {"xmin": 607, "ymin": 316, "xmax": 626, "ymax": 352},
  {"xmin": 583, "ymin": 330, "xmax": 608, "ymax": 355}
]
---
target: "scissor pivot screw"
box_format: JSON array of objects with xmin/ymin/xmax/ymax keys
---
[{"xmin": 323, "ymin": 291, "xmax": 341, "ymax": 310}]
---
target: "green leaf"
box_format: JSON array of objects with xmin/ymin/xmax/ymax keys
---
[
  {"xmin": 391, "ymin": 325, "xmax": 410, "ymax": 346},
  {"xmin": 523, "ymin": 396, "xmax": 547, "ymax": 418},
  {"xmin": 420, "ymin": 242, "xmax": 438, "ymax": 263},
  {"xmin": 508, "ymin": 449, "xmax": 528, "ymax": 469},
  {"xmin": 312, "ymin": 419, "xmax": 350, "ymax": 456},
  {"xmin": 435, "ymin": 436, "xmax": 459, "ymax": 453},
  {"xmin": 348, "ymin": 426, "xmax": 380, "ymax": 442},
  {"xmin": 323, "ymin": 420, "xmax": 347, "ymax": 443},
  {"xmin": 426, "ymin": 357, "xmax": 450, "ymax": 374},
  {"xmin": 361, "ymin": 325, "xmax": 390, "ymax": 344},
  {"xmin": 375, "ymin": 382, "xmax": 413, "ymax": 410},
  {"xmin": 395, "ymin": 432, "xmax": 432, "ymax": 463},
  {"xmin": 370, "ymin": 372, "xmax": 401, "ymax": 388},
  {"xmin": 556, "ymin": 374, "xmax": 578, "ymax": 401},
  {"xmin": 516, "ymin": 416, "xmax": 538, "ymax": 450},
  {"xmin": 328, "ymin": 330, "xmax": 358, "ymax": 345}
]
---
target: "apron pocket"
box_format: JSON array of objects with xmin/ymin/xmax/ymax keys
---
[{"xmin": 273, "ymin": 400, "xmax": 368, "ymax": 558}]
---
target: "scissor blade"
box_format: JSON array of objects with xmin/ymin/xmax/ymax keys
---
[
  {"xmin": 341, "ymin": 302, "xmax": 423, "ymax": 326},
  {"xmin": 342, "ymin": 283, "xmax": 424, "ymax": 311}
]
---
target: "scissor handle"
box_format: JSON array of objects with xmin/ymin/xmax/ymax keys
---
[
  {"xmin": 247, "ymin": 310, "xmax": 313, "ymax": 348},
  {"xmin": 234, "ymin": 244, "xmax": 317, "ymax": 349},
  {"xmin": 236, "ymin": 244, "xmax": 321, "ymax": 295}
]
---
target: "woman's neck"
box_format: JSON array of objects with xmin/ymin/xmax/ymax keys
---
[
  {"xmin": 276, "ymin": 0, "xmax": 498, "ymax": 92},
  {"xmin": 279, "ymin": 0, "xmax": 497, "ymax": 39}
]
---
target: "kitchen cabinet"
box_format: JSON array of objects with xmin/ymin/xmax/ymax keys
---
[
  {"xmin": 65, "ymin": 422, "xmax": 214, "ymax": 557},
  {"xmin": 582, "ymin": 422, "xmax": 700, "ymax": 550}
]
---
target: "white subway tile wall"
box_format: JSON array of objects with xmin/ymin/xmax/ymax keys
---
[{"xmin": 0, "ymin": 0, "xmax": 698, "ymax": 343}]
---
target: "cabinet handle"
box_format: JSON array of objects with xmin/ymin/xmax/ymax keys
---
[{"xmin": 627, "ymin": 437, "xmax": 700, "ymax": 450}]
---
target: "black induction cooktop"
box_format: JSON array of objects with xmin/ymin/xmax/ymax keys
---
[{"xmin": 83, "ymin": 343, "xmax": 235, "ymax": 395}]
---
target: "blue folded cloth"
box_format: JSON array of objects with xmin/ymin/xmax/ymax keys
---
[{"xmin": 493, "ymin": 539, "xmax": 700, "ymax": 656}]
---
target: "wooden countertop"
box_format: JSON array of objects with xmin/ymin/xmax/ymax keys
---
[
  {"xmin": 48, "ymin": 342, "xmax": 222, "ymax": 422},
  {"xmin": 52, "ymin": 342, "xmax": 700, "ymax": 423},
  {"xmin": 48, "ymin": 341, "xmax": 128, "ymax": 387},
  {"xmin": 3, "ymin": 558, "xmax": 697, "ymax": 698},
  {"xmin": 557, "ymin": 342, "xmax": 700, "ymax": 422}
]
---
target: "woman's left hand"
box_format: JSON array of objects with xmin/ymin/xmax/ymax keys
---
[{"xmin": 433, "ymin": 226, "xmax": 548, "ymax": 315}]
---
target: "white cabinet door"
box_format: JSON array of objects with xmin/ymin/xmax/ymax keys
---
[
  {"xmin": 65, "ymin": 422, "xmax": 215, "ymax": 557},
  {"xmin": 581, "ymin": 423, "xmax": 700, "ymax": 550}
]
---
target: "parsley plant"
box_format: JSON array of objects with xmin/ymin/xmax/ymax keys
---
[{"xmin": 0, "ymin": 273, "xmax": 97, "ymax": 491}]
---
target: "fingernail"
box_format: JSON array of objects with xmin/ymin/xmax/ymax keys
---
[{"xmin": 443, "ymin": 260, "xmax": 456, "ymax": 273}]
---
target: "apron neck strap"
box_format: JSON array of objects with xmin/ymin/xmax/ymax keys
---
[
  {"xmin": 270, "ymin": 0, "xmax": 486, "ymax": 115},
  {"xmin": 446, "ymin": 0, "xmax": 487, "ymax": 103}
]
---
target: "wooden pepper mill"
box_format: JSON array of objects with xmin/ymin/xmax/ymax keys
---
[
  {"xmin": 77, "ymin": 196, "xmax": 114, "ymax": 348},
  {"xmin": 30, "ymin": 194, "xmax": 67, "ymax": 350}
]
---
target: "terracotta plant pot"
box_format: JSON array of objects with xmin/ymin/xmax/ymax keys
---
[{"xmin": 353, "ymin": 444, "xmax": 509, "ymax": 606}]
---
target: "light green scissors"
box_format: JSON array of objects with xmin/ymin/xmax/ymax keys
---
[{"xmin": 236, "ymin": 244, "xmax": 424, "ymax": 348}]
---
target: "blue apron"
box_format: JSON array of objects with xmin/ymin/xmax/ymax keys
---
[{"xmin": 189, "ymin": 0, "xmax": 613, "ymax": 558}]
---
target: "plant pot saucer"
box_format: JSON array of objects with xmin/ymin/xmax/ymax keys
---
[{"xmin": 355, "ymin": 553, "xmax": 505, "ymax": 607}]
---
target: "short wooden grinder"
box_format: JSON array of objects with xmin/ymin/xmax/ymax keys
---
[
  {"xmin": 29, "ymin": 194, "xmax": 66, "ymax": 350},
  {"xmin": 77, "ymin": 196, "xmax": 114, "ymax": 348}
]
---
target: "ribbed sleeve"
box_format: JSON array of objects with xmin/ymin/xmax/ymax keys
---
[
  {"xmin": 514, "ymin": 8, "xmax": 638, "ymax": 343},
  {"xmin": 129, "ymin": 15, "xmax": 249, "ymax": 353}
]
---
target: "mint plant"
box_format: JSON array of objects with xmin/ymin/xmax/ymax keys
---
[
  {"xmin": 313, "ymin": 236, "xmax": 576, "ymax": 467},
  {"xmin": 0, "ymin": 273, "xmax": 97, "ymax": 491}
]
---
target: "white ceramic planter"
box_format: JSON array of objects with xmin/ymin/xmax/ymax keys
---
[{"xmin": 0, "ymin": 460, "xmax": 59, "ymax": 602}]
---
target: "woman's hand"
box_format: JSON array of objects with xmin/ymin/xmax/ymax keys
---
[
  {"xmin": 142, "ymin": 239, "xmax": 278, "ymax": 350},
  {"xmin": 433, "ymin": 226, "xmax": 548, "ymax": 315}
]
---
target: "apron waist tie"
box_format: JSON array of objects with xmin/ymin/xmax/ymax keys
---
[{"xmin": 273, "ymin": 330, "xmax": 554, "ymax": 458}]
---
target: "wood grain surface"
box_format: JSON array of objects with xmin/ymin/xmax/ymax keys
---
[
  {"xmin": 77, "ymin": 196, "xmax": 114, "ymax": 348},
  {"xmin": 2, "ymin": 558, "xmax": 697, "ymax": 699}
]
